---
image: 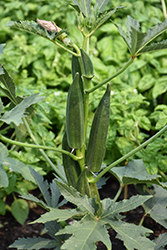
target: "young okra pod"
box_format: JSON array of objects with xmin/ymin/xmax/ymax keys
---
[
  {"xmin": 86, "ymin": 83, "xmax": 111, "ymax": 172},
  {"xmin": 62, "ymin": 132, "xmax": 81, "ymax": 188},
  {"xmin": 66, "ymin": 72, "xmax": 85, "ymax": 149},
  {"xmin": 80, "ymin": 48, "xmax": 94, "ymax": 79}
]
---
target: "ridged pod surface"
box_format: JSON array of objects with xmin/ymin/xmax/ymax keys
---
[
  {"xmin": 86, "ymin": 83, "xmax": 111, "ymax": 172},
  {"xmin": 62, "ymin": 132, "xmax": 80, "ymax": 188},
  {"xmin": 66, "ymin": 72, "xmax": 84, "ymax": 149}
]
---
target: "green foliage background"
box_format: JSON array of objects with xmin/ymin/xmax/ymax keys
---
[{"xmin": 1, "ymin": 0, "xmax": 167, "ymax": 178}]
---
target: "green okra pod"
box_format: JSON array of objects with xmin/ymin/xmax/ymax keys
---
[
  {"xmin": 86, "ymin": 83, "xmax": 111, "ymax": 172},
  {"xmin": 80, "ymin": 48, "xmax": 94, "ymax": 79},
  {"xmin": 72, "ymin": 53, "xmax": 83, "ymax": 95},
  {"xmin": 66, "ymin": 72, "xmax": 85, "ymax": 149},
  {"xmin": 62, "ymin": 132, "xmax": 81, "ymax": 188}
]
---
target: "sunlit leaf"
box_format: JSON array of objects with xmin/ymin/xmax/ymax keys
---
[{"xmin": 0, "ymin": 93, "xmax": 45, "ymax": 126}]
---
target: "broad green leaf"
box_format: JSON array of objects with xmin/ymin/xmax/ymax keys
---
[
  {"xmin": 56, "ymin": 181, "xmax": 95, "ymax": 216},
  {"xmin": 31, "ymin": 207, "xmax": 81, "ymax": 224},
  {"xmin": 143, "ymin": 185, "xmax": 167, "ymax": 229},
  {"xmin": 94, "ymin": 0, "xmax": 109, "ymax": 12},
  {"xmin": 30, "ymin": 168, "xmax": 51, "ymax": 206},
  {"xmin": 56, "ymin": 215, "xmax": 111, "ymax": 250},
  {"xmin": 110, "ymin": 220, "xmax": 155, "ymax": 250},
  {"xmin": 9, "ymin": 237, "xmax": 62, "ymax": 250},
  {"xmin": 0, "ymin": 66, "xmax": 16, "ymax": 104},
  {"xmin": 0, "ymin": 143, "xmax": 34, "ymax": 183},
  {"xmin": 110, "ymin": 159, "xmax": 160, "ymax": 185},
  {"xmin": 101, "ymin": 195, "xmax": 152, "ymax": 219},
  {"xmin": 11, "ymin": 199, "xmax": 29, "ymax": 225},
  {"xmin": 154, "ymin": 233, "xmax": 167, "ymax": 250},
  {"xmin": 0, "ymin": 93, "xmax": 45, "ymax": 126}
]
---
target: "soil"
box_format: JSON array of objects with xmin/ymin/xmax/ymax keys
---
[{"xmin": 0, "ymin": 176, "xmax": 167, "ymax": 250}]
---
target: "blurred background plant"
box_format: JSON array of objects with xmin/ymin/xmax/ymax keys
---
[{"xmin": 1, "ymin": 0, "xmax": 167, "ymax": 223}]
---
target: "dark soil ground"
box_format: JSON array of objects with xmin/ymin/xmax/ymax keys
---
[{"xmin": 0, "ymin": 176, "xmax": 167, "ymax": 250}]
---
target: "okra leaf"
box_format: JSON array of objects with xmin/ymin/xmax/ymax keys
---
[
  {"xmin": 56, "ymin": 181, "xmax": 95, "ymax": 215},
  {"xmin": 114, "ymin": 16, "xmax": 167, "ymax": 56},
  {"xmin": 6, "ymin": 20, "xmax": 66, "ymax": 41},
  {"xmin": 110, "ymin": 220, "xmax": 155, "ymax": 250},
  {"xmin": 139, "ymin": 40, "xmax": 167, "ymax": 55},
  {"xmin": 56, "ymin": 215, "xmax": 111, "ymax": 250},
  {"xmin": 9, "ymin": 236, "xmax": 62, "ymax": 250},
  {"xmin": 0, "ymin": 93, "xmax": 44, "ymax": 126},
  {"xmin": 81, "ymin": 0, "xmax": 91, "ymax": 17},
  {"xmin": 100, "ymin": 195, "xmax": 152, "ymax": 218},
  {"xmin": 92, "ymin": 6, "xmax": 124, "ymax": 34},
  {"xmin": 56, "ymin": 194, "xmax": 152, "ymax": 250},
  {"xmin": 31, "ymin": 207, "xmax": 81, "ymax": 224},
  {"xmin": 154, "ymin": 233, "xmax": 167, "ymax": 250},
  {"xmin": 94, "ymin": 0, "xmax": 109, "ymax": 12},
  {"xmin": 30, "ymin": 168, "xmax": 51, "ymax": 207},
  {"xmin": 0, "ymin": 66, "xmax": 16, "ymax": 104},
  {"xmin": 45, "ymin": 220, "xmax": 61, "ymax": 239},
  {"xmin": 143, "ymin": 185, "xmax": 167, "ymax": 229},
  {"xmin": 71, "ymin": 0, "xmax": 81, "ymax": 13},
  {"xmin": 110, "ymin": 159, "xmax": 160, "ymax": 185}
]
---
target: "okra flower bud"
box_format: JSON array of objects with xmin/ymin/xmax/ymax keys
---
[{"xmin": 37, "ymin": 18, "xmax": 71, "ymax": 46}]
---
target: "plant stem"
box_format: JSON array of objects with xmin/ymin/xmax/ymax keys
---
[
  {"xmin": 90, "ymin": 124, "xmax": 167, "ymax": 183},
  {"xmin": 0, "ymin": 133, "xmax": 82, "ymax": 161},
  {"xmin": 161, "ymin": 0, "xmax": 167, "ymax": 19},
  {"xmin": 51, "ymin": 39, "xmax": 80, "ymax": 57},
  {"xmin": 113, "ymin": 184, "xmax": 124, "ymax": 203},
  {"xmin": 85, "ymin": 57, "xmax": 134, "ymax": 93}
]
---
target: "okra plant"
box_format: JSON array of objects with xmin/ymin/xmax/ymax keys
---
[{"xmin": 1, "ymin": 0, "xmax": 167, "ymax": 249}]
